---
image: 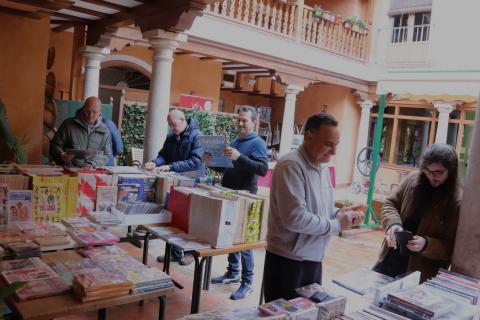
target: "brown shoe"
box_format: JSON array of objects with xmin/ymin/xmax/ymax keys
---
[{"xmin": 179, "ymin": 254, "xmax": 194, "ymax": 266}]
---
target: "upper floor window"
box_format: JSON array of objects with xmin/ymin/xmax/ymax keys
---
[
  {"xmin": 391, "ymin": 14, "xmax": 409, "ymax": 43},
  {"xmin": 413, "ymin": 12, "xmax": 431, "ymax": 42},
  {"xmin": 390, "ymin": 11, "xmax": 431, "ymax": 43}
]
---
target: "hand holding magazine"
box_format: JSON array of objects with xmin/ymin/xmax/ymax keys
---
[
  {"xmin": 65, "ymin": 149, "xmax": 103, "ymax": 161},
  {"xmin": 200, "ymin": 135, "xmax": 233, "ymax": 168}
]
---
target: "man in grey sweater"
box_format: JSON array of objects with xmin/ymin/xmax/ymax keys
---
[{"xmin": 264, "ymin": 113, "xmax": 364, "ymax": 301}]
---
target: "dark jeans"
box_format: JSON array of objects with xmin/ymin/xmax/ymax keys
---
[
  {"xmin": 227, "ymin": 250, "xmax": 254, "ymax": 285},
  {"xmin": 264, "ymin": 250, "xmax": 322, "ymax": 302},
  {"xmin": 171, "ymin": 246, "xmax": 183, "ymax": 260}
]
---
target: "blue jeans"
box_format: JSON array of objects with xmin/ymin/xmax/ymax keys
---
[
  {"xmin": 172, "ymin": 246, "xmax": 183, "ymax": 260},
  {"xmin": 227, "ymin": 250, "xmax": 254, "ymax": 285}
]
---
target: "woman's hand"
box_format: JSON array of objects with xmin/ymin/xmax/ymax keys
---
[
  {"xmin": 407, "ymin": 236, "xmax": 427, "ymax": 252},
  {"xmin": 386, "ymin": 224, "xmax": 403, "ymax": 249}
]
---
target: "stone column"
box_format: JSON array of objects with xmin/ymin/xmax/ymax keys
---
[
  {"xmin": 452, "ymin": 101, "xmax": 480, "ymax": 278},
  {"xmin": 433, "ymin": 101, "xmax": 454, "ymax": 143},
  {"xmin": 142, "ymin": 30, "xmax": 187, "ymax": 163},
  {"xmin": 80, "ymin": 46, "xmax": 110, "ymax": 100},
  {"xmin": 353, "ymin": 99, "xmax": 374, "ymax": 181},
  {"xmin": 279, "ymin": 85, "xmax": 304, "ymax": 156}
]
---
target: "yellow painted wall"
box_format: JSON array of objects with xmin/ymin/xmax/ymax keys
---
[
  {"xmin": 295, "ymin": 83, "xmax": 361, "ymax": 185},
  {"xmin": 0, "ymin": 13, "xmax": 50, "ymax": 164},
  {"xmin": 49, "ymin": 31, "xmax": 74, "ymax": 99},
  {"xmin": 171, "ymin": 55, "xmax": 222, "ymax": 111}
]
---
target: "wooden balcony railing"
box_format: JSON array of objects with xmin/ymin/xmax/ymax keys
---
[
  {"xmin": 207, "ymin": 0, "xmax": 297, "ymax": 38},
  {"xmin": 206, "ymin": 1, "xmax": 369, "ymax": 61}
]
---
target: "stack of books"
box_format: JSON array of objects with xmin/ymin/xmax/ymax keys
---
[
  {"xmin": 383, "ymin": 285, "xmax": 476, "ymax": 319},
  {"xmin": 423, "ymin": 268, "xmax": 479, "ymax": 305},
  {"xmin": 87, "ymin": 211, "xmax": 122, "ymax": 226},
  {"xmin": 164, "ymin": 233, "xmax": 211, "ymax": 251},
  {"xmin": 68, "ymin": 229, "xmax": 119, "ymax": 246},
  {"xmin": 295, "ymin": 283, "xmax": 347, "ymax": 319},
  {"xmin": 48, "ymin": 258, "xmax": 104, "ymax": 285},
  {"xmin": 336, "ymin": 305, "xmax": 410, "ymax": 319},
  {"xmin": 91, "ymin": 250, "xmax": 174, "ymax": 294},
  {"xmin": 6, "ymin": 241, "xmax": 41, "ymax": 258},
  {"xmin": 72, "ymin": 271, "xmax": 133, "ymax": 302},
  {"xmin": 19, "ymin": 222, "xmax": 70, "ymax": 247},
  {"xmin": 0, "ymin": 257, "xmax": 70, "ymax": 301}
]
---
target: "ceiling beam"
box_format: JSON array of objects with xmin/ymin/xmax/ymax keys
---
[
  {"xmin": 53, "ymin": 11, "xmax": 91, "ymax": 23},
  {"xmin": 233, "ymin": 70, "xmax": 271, "ymax": 74},
  {"xmin": 78, "ymin": 0, "xmax": 129, "ymax": 12},
  {"xmin": 0, "ymin": 6, "xmax": 49, "ymax": 19},
  {"xmin": 4, "ymin": 0, "xmax": 73, "ymax": 11},
  {"xmin": 223, "ymin": 66, "xmax": 268, "ymax": 71},
  {"xmin": 68, "ymin": 5, "xmax": 108, "ymax": 18}
]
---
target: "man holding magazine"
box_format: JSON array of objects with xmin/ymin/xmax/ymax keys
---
[{"xmin": 204, "ymin": 105, "xmax": 268, "ymax": 300}]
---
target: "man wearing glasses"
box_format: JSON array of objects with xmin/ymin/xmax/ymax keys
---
[{"xmin": 373, "ymin": 143, "xmax": 462, "ymax": 282}]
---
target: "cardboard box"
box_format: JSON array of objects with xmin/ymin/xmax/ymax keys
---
[
  {"xmin": 188, "ymin": 193, "xmax": 240, "ymax": 248},
  {"xmin": 0, "ymin": 174, "xmax": 31, "ymax": 190}
]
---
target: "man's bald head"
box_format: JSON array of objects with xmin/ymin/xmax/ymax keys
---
[
  {"xmin": 82, "ymin": 96, "xmax": 102, "ymax": 125},
  {"xmin": 167, "ymin": 110, "xmax": 187, "ymax": 135}
]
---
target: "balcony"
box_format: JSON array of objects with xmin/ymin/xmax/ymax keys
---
[{"xmin": 205, "ymin": 0, "xmax": 370, "ymax": 61}]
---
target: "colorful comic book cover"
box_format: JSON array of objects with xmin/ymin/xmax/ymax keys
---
[
  {"xmin": 95, "ymin": 186, "xmax": 118, "ymax": 212},
  {"xmin": 7, "ymin": 190, "xmax": 32, "ymax": 224}
]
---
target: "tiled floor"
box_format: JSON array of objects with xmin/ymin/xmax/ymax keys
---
[{"xmin": 60, "ymin": 227, "xmax": 385, "ymax": 320}]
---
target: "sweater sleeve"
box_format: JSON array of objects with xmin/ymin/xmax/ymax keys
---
[
  {"xmin": 233, "ymin": 139, "xmax": 268, "ymax": 176},
  {"xmin": 49, "ymin": 121, "xmax": 69, "ymax": 165},
  {"xmin": 273, "ymin": 161, "xmax": 339, "ymax": 236}
]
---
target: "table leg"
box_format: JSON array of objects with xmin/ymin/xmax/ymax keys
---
[
  {"xmin": 98, "ymin": 308, "xmax": 107, "ymax": 320},
  {"xmin": 158, "ymin": 295, "xmax": 167, "ymax": 320},
  {"xmin": 163, "ymin": 243, "xmax": 172, "ymax": 274},
  {"xmin": 202, "ymin": 257, "xmax": 212, "ymax": 291},
  {"xmin": 142, "ymin": 231, "xmax": 151, "ymax": 265},
  {"xmin": 190, "ymin": 256, "xmax": 206, "ymax": 314}
]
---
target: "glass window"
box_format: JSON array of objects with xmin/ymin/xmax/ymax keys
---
[
  {"xmin": 446, "ymin": 123, "xmax": 459, "ymax": 147},
  {"xmin": 399, "ymin": 107, "xmax": 433, "ymax": 117},
  {"xmin": 465, "ymin": 110, "xmax": 476, "ymax": 121},
  {"xmin": 367, "ymin": 117, "xmax": 394, "ymax": 163},
  {"xmin": 371, "ymin": 105, "xmax": 395, "ymax": 114},
  {"xmin": 391, "ymin": 14, "xmax": 409, "ymax": 43},
  {"xmin": 449, "ymin": 110, "xmax": 461, "ymax": 119},
  {"xmin": 413, "ymin": 12, "xmax": 430, "ymax": 42},
  {"xmin": 394, "ymin": 119, "xmax": 431, "ymax": 167},
  {"xmin": 460, "ymin": 125, "xmax": 474, "ymax": 179}
]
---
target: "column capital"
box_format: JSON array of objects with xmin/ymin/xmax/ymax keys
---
[
  {"xmin": 284, "ymin": 84, "xmax": 304, "ymax": 96},
  {"xmin": 433, "ymin": 100, "xmax": 461, "ymax": 114},
  {"xmin": 143, "ymin": 29, "xmax": 187, "ymax": 48},
  {"xmin": 359, "ymin": 99, "xmax": 374, "ymax": 110},
  {"xmin": 80, "ymin": 46, "xmax": 110, "ymax": 60}
]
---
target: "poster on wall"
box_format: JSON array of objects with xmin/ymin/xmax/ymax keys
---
[{"xmin": 179, "ymin": 94, "xmax": 213, "ymax": 112}]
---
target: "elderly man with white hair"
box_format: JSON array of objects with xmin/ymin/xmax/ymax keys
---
[{"xmin": 144, "ymin": 109, "xmax": 203, "ymax": 265}]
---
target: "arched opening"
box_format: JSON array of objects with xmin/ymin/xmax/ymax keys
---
[{"xmin": 99, "ymin": 62, "xmax": 151, "ymax": 127}]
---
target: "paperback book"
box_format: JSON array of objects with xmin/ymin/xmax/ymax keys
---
[{"xmin": 7, "ymin": 190, "xmax": 32, "ymax": 224}]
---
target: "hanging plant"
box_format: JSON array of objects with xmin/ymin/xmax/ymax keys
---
[{"xmin": 313, "ymin": 5, "xmax": 322, "ymax": 18}]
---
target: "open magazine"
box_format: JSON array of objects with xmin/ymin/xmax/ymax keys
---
[
  {"xmin": 65, "ymin": 149, "xmax": 103, "ymax": 161},
  {"xmin": 199, "ymin": 135, "xmax": 233, "ymax": 168}
]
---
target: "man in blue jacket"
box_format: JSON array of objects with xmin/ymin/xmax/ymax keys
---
[
  {"xmin": 102, "ymin": 117, "xmax": 123, "ymax": 166},
  {"xmin": 207, "ymin": 105, "xmax": 268, "ymax": 300},
  {"xmin": 144, "ymin": 109, "xmax": 203, "ymax": 265}
]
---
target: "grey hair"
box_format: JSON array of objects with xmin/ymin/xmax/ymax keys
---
[
  {"xmin": 237, "ymin": 105, "xmax": 257, "ymax": 122},
  {"xmin": 169, "ymin": 109, "xmax": 186, "ymax": 121}
]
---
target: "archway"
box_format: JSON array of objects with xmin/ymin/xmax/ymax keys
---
[{"xmin": 99, "ymin": 56, "xmax": 151, "ymax": 126}]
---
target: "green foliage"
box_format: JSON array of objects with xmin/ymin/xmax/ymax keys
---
[
  {"xmin": 344, "ymin": 16, "xmax": 368, "ymax": 29},
  {"xmin": 119, "ymin": 103, "xmax": 147, "ymax": 166},
  {"xmin": 119, "ymin": 105, "xmax": 238, "ymax": 165}
]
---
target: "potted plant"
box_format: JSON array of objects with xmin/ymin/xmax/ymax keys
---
[
  {"xmin": 322, "ymin": 10, "xmax": 336, "ymax": 23},
  {"xmin": 313, "ymin": 5, "xmax": 322, "ymax": 18},
  {"xmin": 344, "ymin": 16, "xmax": 369, "ymax": 34}
]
